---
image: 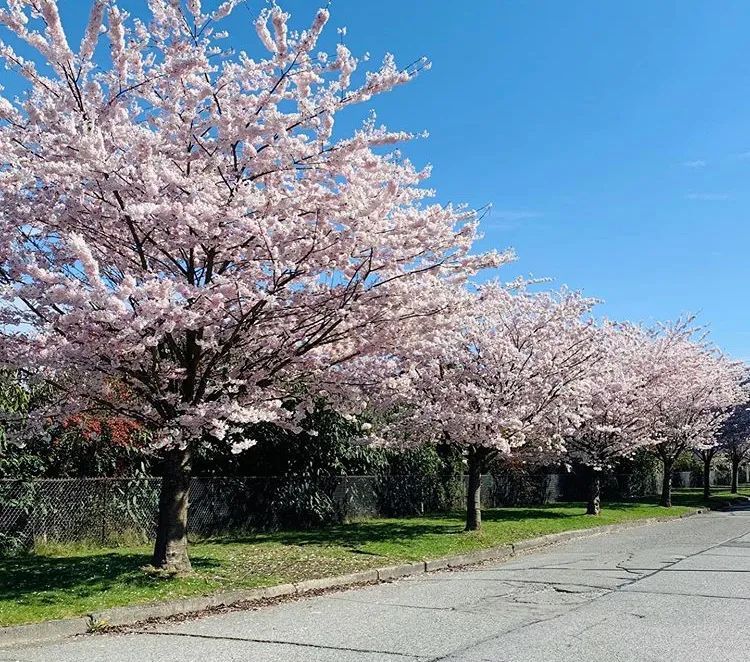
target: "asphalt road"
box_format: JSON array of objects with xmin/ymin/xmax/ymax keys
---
[{"xmin": 4, "ymin": 506, "xmax": 750, "ymax": 662}]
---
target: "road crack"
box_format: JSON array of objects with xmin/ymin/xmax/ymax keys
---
[{"xmin": 136, "ymin": 630, "xmax": 430, "ymax": 659}]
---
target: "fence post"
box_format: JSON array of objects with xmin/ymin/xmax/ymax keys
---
[
  {"xmin": 30, "ymin": 479, "xmax": 39, "ymax": 548},
  {"xmin": 101, "ymin": 480, "xmax": 108, "ymax": 546},
  {"xmin": 419, "ymin": 476, "xmax": 425, "ymax": 516}
]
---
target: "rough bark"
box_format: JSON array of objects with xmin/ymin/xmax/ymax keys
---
[
  {"xmin": 586, "ymin": 471, "xmax": 601, "ymax": 515},
  {"xmin": 465, "ymin": 450, "xmax": 484, "ymax": 531},
  {"xmin": 660, "ymin": 457, "xmax": 674, "ymax": 508},
  {"xmin": 153, "ymin": 446, "xmax": 192, "ymax": 574},
  {"xmin": 703, "ymin": 456, "xmax": 712, "ymax": 500},
  {"xmin": 731, "ymin": 458, "xmax": 740, "ymax": 494}
]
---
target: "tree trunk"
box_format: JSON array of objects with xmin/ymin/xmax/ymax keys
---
[
  {"xmin": 586, "ymin": 471, "xmax": 601, "ymax": 515},
  {"xmin": 465, "ymin": 450, "xmax": 483, "ymax": 531},
  {"xmin": 703, "ymin": 456, "xmax": 711, "ymax": 500},
  {"xmin": 731, "ymin": 458, "xmax": 740, "ymax": 494},
  {"xmin": 660, "ymin": 457, "xmax": 674, "ymax": 507},
  {"xmin": 153, "ymin": 446, "xmax": 192, "ymax": 574}
]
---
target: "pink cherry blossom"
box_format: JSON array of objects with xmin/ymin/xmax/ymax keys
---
[
  {"xmin": 351, "ymin": 281, "xmax": 600, "ymax": 530},
  {"xmin": 0, "ymin": 1, "xmax": 502, "ymax": 571},
  {"xmin": 568, "ymin": 318, "xmax": 746, "ymax": 512}
]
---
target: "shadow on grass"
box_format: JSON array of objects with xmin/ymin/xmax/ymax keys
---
[
  {"xmin": 0, "ymin": 552, "xmax": 219, "ymax": 602},
  {"xmin": 669, "ymin": 488, "xmax": 750, "ymax": 510},
  {"xmin": 213, "ymin": 521, "xmax": 462, "ymax": 549},
  {"xmin": 1, "ymin": 498, "xmax": 695, "ymax": 606},
  {"xmin": 480, "ymin": 507, "xmax": 582, "ymax": 522},
  {"xmin": 210, "ymin": 506, "xmax": 588, "ymax": 549}
]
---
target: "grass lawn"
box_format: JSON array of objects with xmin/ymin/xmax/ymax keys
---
[
  {"xmin": 670, "ymin": 486, "xmax": 750, "ymax": 510},
  {"xmin": 0, "ymin": 497, "xmax": 706, "ymax": 627}
]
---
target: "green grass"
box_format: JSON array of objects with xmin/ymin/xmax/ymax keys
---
[
  {"xmin": 671, "ymin": 486, "xmax": 750, "ymax": 510},
  {"xmin": 0, "ymin": 498, "xmax": 701, "ymax": 627}
]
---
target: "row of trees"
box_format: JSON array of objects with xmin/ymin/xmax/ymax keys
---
[
  {"xmin": 0, "ymin": 1, "xmax": 747, "ymax": 573},
  {"xmin": 698, "ymin": 405, "xmax": 750, "ymax": 497},
  {"xmin": 347, "ymin": 286, "xmax": 747, "ymax": 525}
]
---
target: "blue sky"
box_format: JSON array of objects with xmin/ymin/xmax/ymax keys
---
[
  {"xmin": 293, "ymin": 0, "xmax": 750, "ymax": 359},
  {"xmin": 8, "ymin": 1, "xmax": 750, "ymax": 357}
]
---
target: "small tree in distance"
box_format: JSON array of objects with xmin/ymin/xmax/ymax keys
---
[
  {"xmin": 0, "ymin": 1, "xmax": 502, "ymax": 572},
  {"xmin": 718, "ymin": 402, "xmax": 750, "ymax": 494},
  {"xmin": 694, "ymin": 445, "xmax": 720, "ymax": 500}
]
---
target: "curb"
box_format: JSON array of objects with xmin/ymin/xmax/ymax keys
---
[
  {"xmin": 0, "ymin": 508, "xmax": 704, "ymax": 650},
  {"xmin": 0, "ymin": 618, "xmax": 91, "ymax": 650}
]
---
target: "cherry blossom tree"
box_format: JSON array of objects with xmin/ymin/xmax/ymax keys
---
[
  {"xmin": 718, "ymin": 401, "xmax": 750, "ymax": 494},
  {"xmin": 363, "ymin": 282, "xmax": 599, "ymax": 531},
  {"xmin": 564, "ymin": 322, "xmax": 664, "ymax": 515},
  {"xmin": 694, "ymin": 444, "xmax": 720, "ymax": 500},
  {"xmin": 0, "ymin": 1, "xmax": 503, "ymax": 572},
  {"xmin": 646, "ymin": 324, "xmax": 746, "ymax": 507}
]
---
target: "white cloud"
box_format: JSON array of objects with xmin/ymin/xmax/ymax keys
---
[{"xmin": 682, "ymin": 160, "xmax": 707, "ymax": 168}]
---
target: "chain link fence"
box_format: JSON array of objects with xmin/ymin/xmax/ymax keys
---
[
  {"xmin": 671, "ymin": 468, "xmax": 750, "ymax": 488},
  {"xmin": 0, "ymin": 471, "xmax": 655, "ymax": 552}
]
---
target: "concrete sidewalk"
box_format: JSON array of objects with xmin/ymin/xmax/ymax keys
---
[{"xmin": 4, "ymin": 507, "xmax": 750, "ymax": 661}]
